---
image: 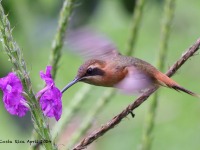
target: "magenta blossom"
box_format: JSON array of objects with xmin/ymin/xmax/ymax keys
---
[
  {"xmin": 0, "ymin": 72, "xmax": 29, "ymax": 117},
  {"xmin": 37, "ymin": 66, "xmax": 62, "ymax": 121}
]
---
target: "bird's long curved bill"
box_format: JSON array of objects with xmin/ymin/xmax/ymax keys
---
[{"xmin": 61, "ymin": 78, "xmax": 79, "ymax": 93}]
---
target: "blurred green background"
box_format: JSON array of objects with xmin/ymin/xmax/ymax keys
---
[{"xmin": 0, "ymin": 0, "xmax": 200, "ymax": 150}]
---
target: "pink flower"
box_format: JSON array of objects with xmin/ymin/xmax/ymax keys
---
[
  {"xmin": 0, "ymin": 73, "xmax": 29, "ymax": 117},
  {"xmin": 37, "ymin": 66, "xmax": 62, "ymax": 121}
]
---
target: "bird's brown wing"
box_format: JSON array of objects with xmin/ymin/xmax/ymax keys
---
[
  {"xmin": 65, "ymin": 28, "xmax": 120, "ymax": 60},
  {"xmin": 114, "ymin": 66, "xmax": 155, "ymax": 94}
]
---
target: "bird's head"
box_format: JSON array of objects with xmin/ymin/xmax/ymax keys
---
[
  {"xmin": 61, "ymin": 28, "xmax": 122, "ymax": 94},
  {"xmin": 61, "ymin": 59, "xmax": 106, "ymax": 93}
]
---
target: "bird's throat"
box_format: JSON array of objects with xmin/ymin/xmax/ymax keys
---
[{"xmin": 82, "ymin": 66, "xmax": 127, "ymax": 87}]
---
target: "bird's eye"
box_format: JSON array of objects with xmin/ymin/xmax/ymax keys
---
[{"xmin": 86, "ymin": 67, "xmax": 93, "ymax": 74}]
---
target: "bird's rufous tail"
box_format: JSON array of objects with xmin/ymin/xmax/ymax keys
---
[{"xmin": 155, "ymin": 72, "xmax": 200, "ymax": 98}]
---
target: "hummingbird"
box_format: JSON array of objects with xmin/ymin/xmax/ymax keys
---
[{"xmin": 61, "ymin": 28, "xmax": 199, "ymax": 97}]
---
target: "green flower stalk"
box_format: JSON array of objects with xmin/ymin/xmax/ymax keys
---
[
  {"xmin": 47, "ymin": 0, "xmax": 91, "ymax": 142},
  {"xmin": 139, "ymin": 0, "xmax": 175, "ymax": 150},
  {"xmin": 0, "ymin": 3, "xmax": 56, "ymax": 150},
  {"xmin": 49, "ymin": 0, "xmax": 76, "ymax": 79},
  {"xmin": 126, "ymin": 0, "xmax": 147, "ymax": 55},
  {"xmin": 30, "ymin": 0, "xmax": 76, "ymax": 147}
]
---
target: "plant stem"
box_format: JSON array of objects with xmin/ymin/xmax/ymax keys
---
[
  {"xmin": 49, "ymin": 0, "xmax": 98, "ymax": 143},
  {"xmin": 0, "ymin": 3, "xmax": 56, "ymax": 150},
  {"xmin": 140, "ymin": 0, "xmax": 175, "ymax": 149},
  {"xmin": 31, "ymin": 0, "xmax": 76, "ymax": 148},
  {"xmin": 126, "ymin": 0, "xmax": 147, "ymax": 55},
  {"xmin": 49, "ymin": 0, "xmax": 76, "ymax": 79}
]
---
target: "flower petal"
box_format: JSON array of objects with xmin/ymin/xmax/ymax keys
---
[
  {"xmin": 40, "ymin": 66, "xmax": 54, "ymax": 86},
  {"xmin": 0, "ymin": 72, "xmax": 23, "ymax": 93},
  {"xmin": 4, "ymin": 99, "xmax": 29, "ymax": 117},
  {"xmin": 39, "ymin": 86, "xmax": 62, "ymax": 121}
]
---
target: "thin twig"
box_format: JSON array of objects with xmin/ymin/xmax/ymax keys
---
[
  {"xmin": 72, "ymin": 38, "xmax": 200, "ymax": 150},
  {"xmin": 140, "ymin": 0, "xmax": 175, "ymax": 149}
]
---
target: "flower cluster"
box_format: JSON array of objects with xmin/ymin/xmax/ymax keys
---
[
  {"xmin": 37, "ymin": 66, "xmax": 62, "ymax": 121},
  {"xmin": 0, "ymin": 73, "xmax": 28, "ymax": 117},
  {"xmin": 0, "ymin": 66, "xmax": 62, "ymax": 121}
]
